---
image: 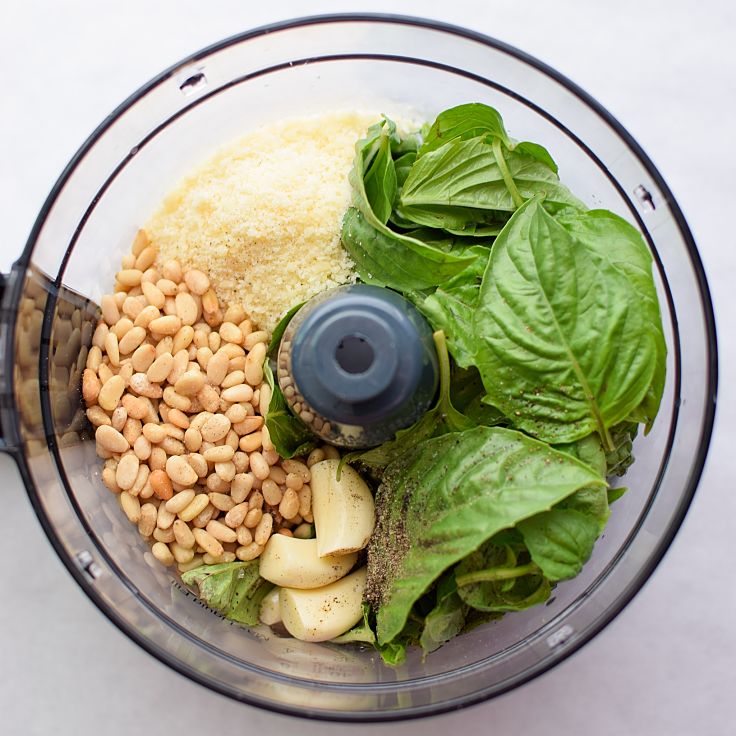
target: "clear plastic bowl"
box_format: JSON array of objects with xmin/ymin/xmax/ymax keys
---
[{"xmin": 0, "ymin": 14, "xmax": 717, "ymax": 721}]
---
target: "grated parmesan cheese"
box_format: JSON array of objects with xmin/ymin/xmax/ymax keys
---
[{"xmin": 145, "ymin": 111, "xmax": 379, "ymax": 332}]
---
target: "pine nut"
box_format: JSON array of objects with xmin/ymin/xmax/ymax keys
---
[
  {"xmin": 138, "ymin": 503, "xmax": 157, "ymax": 537},
  {"xmin": 179, "ymin": 493, "xmax": 210, "ymax": 522},
  {"xmin": 192, "ymin": 527, "xmax": 223, "ymax": 557},
  {"xmin": 279, "ymin": 489, "xmax": 300, "ymax": 520},
  {"xmin": 120, "ymin": 491, "xmax": 141, "ymax": 523},
  {"xmin": 282, "ymin": 459, "xmax": 311, "ymax": 482},
  {"xmin": 209, "ymin": 492, "xmax": 235, "ymax": 512},
  {"xmin": 152, "ymin": 542, "xmax": 174, "ymax": 566},
  {"xmin": 249, "ymin": 451, "xmax": 270, "ymax": 480},
  {"xmin": 98, "ymin": 374, "xmax": 125, "ymax": 411},
  {"xmin": 162, "ymin": 259, "xmax": 182, "ymax": 283},
  {"xmin": 236, "ymin": 526, "xmax": 253, "ymax": 546},
  {"xmin": 205, "ymin": 350, "xmax": 229, "ymax": 386},
  {"xmin": 298, "ymin": 485, "xmax": 311, "ymax": 518},
  {"xmin": 200, "ymin": 413, "xmax": 231, "ymax": 442},
  {"xmin": 261, "ymin": 424, "xmax": 274, "ymax": 452},
  {"xmin": 244, "ymin": 330, "xmax": 268, "ymax": 350},
  {"xmin": 130, "ymin": 344, "xmax": 155, "ymax": 373},
  {"xmin": 149, "ymin": 315, "xmax": 182, "ymax": 336},
  {"xmin": 134, "ymin": 304, "xmax": 160, "ymax": 329},
  {"xmin": 254, "ymin": 513, "xmax": 273, "ymax": 546},
  {"xmin": 142, "ymin": 423, "xmax": 168, "ymax": 443},
  {"xmin": 170, "ymin": 542, "xmax": 194, "ymax": 564},
  {"xmin": 166, "ymin": 489, "xmax": 195, "ymax": 514},
  {"xmin": 121, "ymin": 394, "xmax": 148, "ymax": 420},
  {"xmin": 182, "ymin": 427, "xmax": 202, "ymax": 453},
  {"xmin": 82, "ymin": 369, "xmax": 101, "ymax": 404},
  {"xmin": 116, "ymin": 454, "xmax": 140, "ymax": 491},
  {"xmin": 156, "ymin": 279, "xmax": 178, "ymax": 297},
  {"xmin": 178, "ymin": 555, "xmax": 204, "ymax": 573},
  {"xmin": 101, "ymin": 295, "xmax": 120, "ymax": 325},
  {"xmin": 168, "ymin": 408, "xmax": 190, "ymax": 429},
  {"xmin": 173, "ymin": 519, "xmax": 196, "ymax": 548},
  {"xmin": 133, "ymin": 435, "xmax": 152, "ymax": 460},
  {"xmin": 95, "ymin": 424, "xmax": 129, "ymax": 453},
  {"xmin": 235, "ymin": 542, "xmax": 262, "ymax": 561},
  {"xmin": 175, "ymin": 370, "xmax": 205, "ymax": 396},
  {"xmin": 225, "ymin": 403, "xmax": 247, "ymax": 424},
  {"xmin": 203, "ymin": 445, "xmax": 235, "ymax": 463},
  {"xmin": 221, "ymin": 370, "xmax": 245, "ymax": 389},
  {"xmin": 261, "ymin": 479, "xmax": 282, "ymax": 506},
  {"xmin": 192, "ymin": 502, "xmax": 216, "ymax": 528},
  {"xmin": 87, "ymin": 345, "xmax": 103, "ymax": 371},
  {"xmin": 111, "ymin": 406, "xmax": 127, "ymax": 432},
  {"xmin": 221, "ymin": 383, "xmax": 254, "ymax": 403},
  {"xmin": 244, "ymin": 342, "xmax": 266, "ymax": 386},
  {"xmin": 147, "ymin": 352, "xmax": 174, "ymax": 383},
  {"xmin": 117, "ymin": 269, "xmax": 143, "ymax": 288},
  {"xmin": 307, "ymin": 447, "xmax": 325, "ymax": 468},
  {"xmin": 233, "ymin": 451, "xmax": 249, "ymax": 473},
  {"xmin": 244, "ymin": 507, "xmax": 262, "ymax": 528},
  {"xmin": 118, "ymin": 325, "xmax": 146, "ymax": 355},
  {"xmin": 187, "ymin": 453, "xmax": 208, "ymax": 478},
  {"xmin": 219, "ymin": 322, "xmax": 243, "ymax": 344},
  {"xmin": 110, "ymin": 317, "xmax": 134, "ymax": 340},
  {"xmin": 149, "ymin": 469, "xmax": 174, "ymax": 500},
  {"xmin": 231, "ymin": 473, "xmax": 254, "ymax": 503},
  {"xmin": 88, "ymin": 406, "xmax": 112, "ymax": 427},
  {"xmin": 224, "ymin": 502, "xmax": 248, "ymax": 528},
  {"xmin": 129, "ymin": 373, "xmax": 163, "ymax": 399},
  {"xmin": 165, "ymin": 456, "xmax": 198, "ymax": 486},
  {"xmin": 102, "ymin": 467, "xmax": 120, "ymax": 493},
  {"xmin": 285, "ymin": 472, "xmax": 303, "ymax": 491},
  {"xmin": 157, "ymin": 502, "xmax": 176, "ymax": 529},
  {"xmin": 149, "ymin": 446, "xmax": 167, "ymax": 471},
  {"xmin": 239, "ymin": 431, "xmax": 262, "ymax": 453},
  {"xmin": 248, "ymin": 490, "xmax": 264, "ymax": 510},
  {"xmin": 153, "ymin": 526, "xmax": 176, "ymax": 543},
  {"xmin": 92, "ymin": 322, "xmax": 109, "ymax": 348},
  {"xmin": 292, "ymin": 523, "xmax": 313, "ymax": 540},
  {"xmin": 206, "ymin": 519, "xmax": 238, "ymax": 543},
  {"xmin": 131, "ymin": 229, "xmax": 149, "ymax": 256},
  {"xmin": 215, "ymin": 461, "xmax": 236, "ymax": 482}
]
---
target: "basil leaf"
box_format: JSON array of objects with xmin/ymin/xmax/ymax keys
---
[
  {"xmin": 331, "ymin": 603, "xmax": 376, "ymax": 645},
  {"xmin": 607, "ymin": 486, "xmax": 628, "ymax": 504},
  {"xmin": 263, "ymin": 361, "xmax": 316, "ymax": 459},
  {"xmin": 267, "ymin": 302, "xmax": 304, "ymax": 356},
  {"xmin": 474, "ymin": 196, "xmax": 658, "ymax": 450},
  {"xmin": 367, "ymin": 425, "xmax": 605, "ymax": 644},
  {"xmin": 556, "ymin": 209, "xmax": 666, "ymax": 431},
  {"xmin": 182, "ymin": 561, "xmax": 273, "ymax": 626},
  {"xmin": 418, "ymin": 103, "xmax": 512, "ymax": 155},
  {"xmin": 455, "ymin": 543, "xmax": 551, "ymax": 612},
  {"xmin": 341, "ymin": 121, "xmax": 484, "ymax": 291},
  {"xmin": 364, "ymin": 130, "xmax": 397, "ymax": 224},
  {"xmin": 419, "ymin": 573, "xmax": 466, "ymax": 655},
  {"xmin": 401, "ymin": 137, "xmax": 583, "ymax": 216},
  {"xmin": 395, "ymin": 202, "xmax": 510, "ymax": 234},
  {"xmin": 394, "ymin": 151, "xmax": 416, "ymax": 189},
  {"xmin": 341, "ymin": 207, "xmax": 478, "ymax": 291},
  {"xmin": 449, "ymin": 367, "xmax": 506, "ymax": 427},
  {"xmin": 605, "ymin": 422, "xmax": 638, "ymax": 476},
  {"xmin": 514, "ymin": 141, "xmax": 558, "ymax": 174},
  {"xmin": 518, "ymin": 508, "xmax": 601, "ymax": 582}
]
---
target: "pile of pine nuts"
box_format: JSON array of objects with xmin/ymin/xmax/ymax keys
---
[{"xmin": 83, "ymin": 229, "xmax": 339, "ymax": 573}]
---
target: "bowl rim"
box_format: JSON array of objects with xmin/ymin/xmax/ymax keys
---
[{"xmin": 8, "ymin": 12, "xmax": 718, "ymax": 722}]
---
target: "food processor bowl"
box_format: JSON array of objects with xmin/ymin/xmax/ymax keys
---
[{"xmin": 0, "ymin": 14, "xmax": 717, "ymax": 721}]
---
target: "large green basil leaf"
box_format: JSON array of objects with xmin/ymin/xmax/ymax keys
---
[
  {"xmin": 400, "ymin": 137, "xmax": 582, "ymax": 216},
  {"xmin": 341, "ymin": 208, "xmax": 478, "ymax": 291},
  {"xmin": 474, "ymin": 197, "xmax": 657, "ymax": 450},
  {"xmin": 556, "ymin": 209, "xmax": 666, "ymax": 431},
  {"xmin": 418, "ymin": 103, "xmax": 512, "ymax": 155},
  {"xmin": 181, "ymin": 561, "xmax": 273, "ymax": 626},
  {"xmin": 367, "ymin": 425, "xmax": 605, "ymax": 643},
  {"xmin": 517, "ymin": 508, "xmax": 601, "ymax": 582},
  {"xmin": 449, "ymin": 367, "xmax": 506, "ymax": 427},
  {"xmin": 604, "ymin": 422, "xmax": 638, "ymax": 476},
  {"xmin": 395, "ymin": 202, "xmax": 510, "ymax": 234}
]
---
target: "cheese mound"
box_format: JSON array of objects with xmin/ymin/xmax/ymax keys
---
[{"xmin": 146, "ymin": 111, "xmax": 377, "ymax": 331}]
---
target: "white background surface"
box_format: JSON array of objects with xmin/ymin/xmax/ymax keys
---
[{"xmin": 2, "ymin": 1, "xmax": 734, "ymax": 734}]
